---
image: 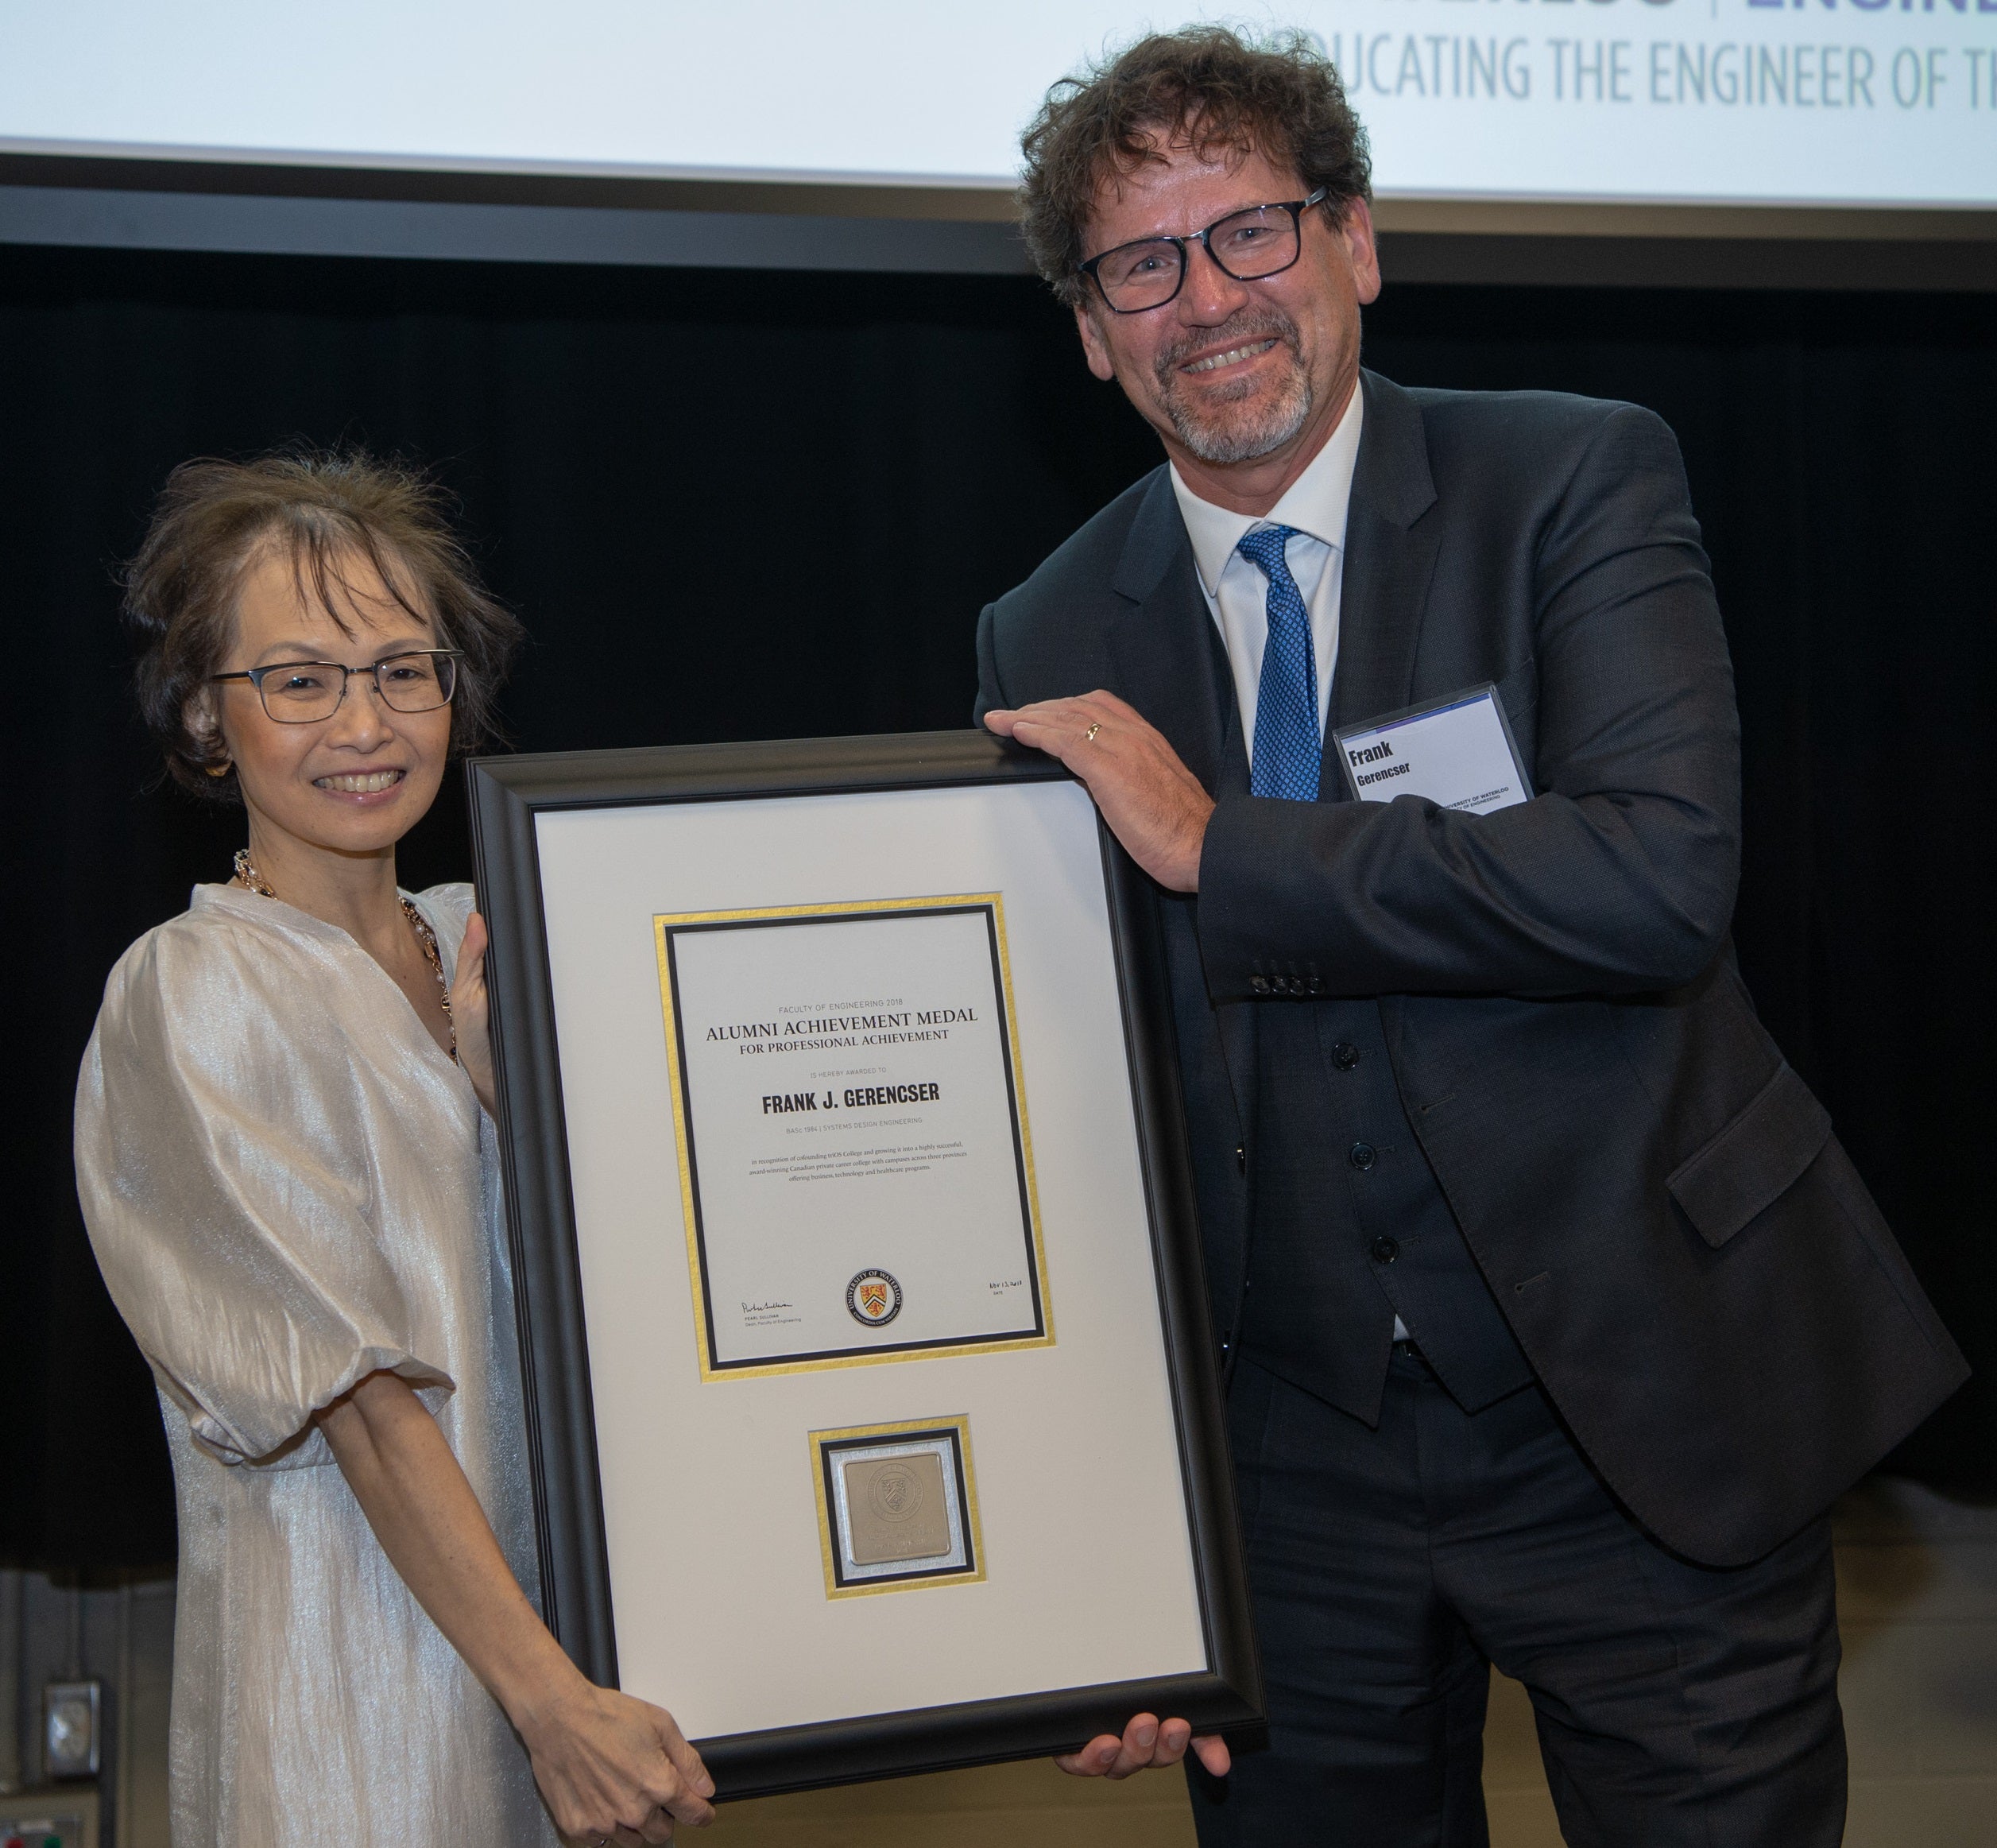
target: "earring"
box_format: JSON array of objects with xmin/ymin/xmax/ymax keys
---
[{"xmin": 205, "ymin": 759, "xmax": 232, "ymax": 778}]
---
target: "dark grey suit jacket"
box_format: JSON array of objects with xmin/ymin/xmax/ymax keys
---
[{"xmin": 975, "ymin": 370, "xmax": 1966, "ymax": 1567}]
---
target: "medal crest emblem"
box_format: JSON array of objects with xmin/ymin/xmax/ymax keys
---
[
  {"xmin": 846, "ymin": 1268, "xmax": 903, "ymax": 1327},
  {"xmin": 868, "ymin": 1463, "xmax": 923, "ymax": 1521}
]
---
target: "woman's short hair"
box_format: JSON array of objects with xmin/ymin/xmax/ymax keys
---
[
  {"xmin": 1019, "ymin": 26, "xmax": 1372, "ymax": 308},
  {"xmin": 122, "ymin": 447, "xmax": 524, "ymax": 802}
]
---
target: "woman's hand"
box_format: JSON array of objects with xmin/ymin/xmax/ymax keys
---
[
  {"xmin": 513, "ymin": 1678, "xmax": 714, "ymax": 1845},
  {"xmin": 453, "ymin": 910, "xmax": 498, "ymax": 1118},
  {"xmin": 319, "ymin": 1373, "xmax": 714, "ymax": 1842}
]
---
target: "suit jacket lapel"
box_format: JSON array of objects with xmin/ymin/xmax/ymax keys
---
[
  {"xmin": 1105, "ymin": 469, "xmax": 1232, "ymax": 795},
  {"xmin": 1322, "ymin": 371, "xmax": 1443, "ymax": 800},
  {"xmin": 1102, "ymin": 464, "xmax": 1258, "ymax": 1164}
]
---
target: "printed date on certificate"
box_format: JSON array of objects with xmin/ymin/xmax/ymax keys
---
[{"xmin": 654, "ymin": 896, "xmax": 1051, "ymax": 1377}]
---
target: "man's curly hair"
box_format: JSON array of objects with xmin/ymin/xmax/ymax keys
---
[{"xmin": 1020, "ymin": 26, "xmax": 1372, "ymax": 308}]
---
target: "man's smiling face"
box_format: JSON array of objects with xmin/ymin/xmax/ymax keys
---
[{"xmin": 1074, "ymin": 133, "xmax": 1380, "ymax": 502}]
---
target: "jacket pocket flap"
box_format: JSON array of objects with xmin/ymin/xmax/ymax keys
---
[{"xmin": 1666, "ymin": 1062, "xmax": 1833, "ymax": 1249}]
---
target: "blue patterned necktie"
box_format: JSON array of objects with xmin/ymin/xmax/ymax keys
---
[{"xmin": 1237, "ymin": 524, "xmax": 1322, "ymax": 801}]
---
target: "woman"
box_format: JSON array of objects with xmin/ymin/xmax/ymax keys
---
[{"xmin": 75, "ymin": 451, "xmax": 712, "ymax": 1847}]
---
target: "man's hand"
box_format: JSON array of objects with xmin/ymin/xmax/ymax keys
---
[
  {"xmin": 1055, "ymin": 1712, "xmax": 1232, "ymax": 1781},
  {"xmin": 984, "ymin": 692, "xmax": 1215, "ymax": 893}
]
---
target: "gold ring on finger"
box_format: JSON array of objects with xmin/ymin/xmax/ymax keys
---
[{"xmin": 1085, "ymin": 723, "xmax": 1101, "ymax": 743}]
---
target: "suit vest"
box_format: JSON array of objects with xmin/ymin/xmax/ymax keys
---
[
  {"xmin": 1195, "ymin": 619, "xmax": 1533, "ymax": 1423},
  {"xmin": 1237, "ymin": 995, "xmax": 1534, "ymax": 1420}
]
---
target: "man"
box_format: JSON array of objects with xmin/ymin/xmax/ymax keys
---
[{"xmin": 977, "ymin": 27, "xmax": 1966, "ymax": 1846}]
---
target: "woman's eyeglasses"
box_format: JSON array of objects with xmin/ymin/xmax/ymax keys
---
[{"xmin": 210, "ymin": 651, "xmax": 461, "ymax": 723}]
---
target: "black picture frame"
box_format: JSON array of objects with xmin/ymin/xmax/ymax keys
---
[{"xmin": 466, "ymin": 727, "xmax": 1263, "ymax": 1800}]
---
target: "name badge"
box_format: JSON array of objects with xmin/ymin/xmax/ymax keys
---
[{"xmin": 1332, "ymin": 684, "xmax": 1531, "ymax": 816}]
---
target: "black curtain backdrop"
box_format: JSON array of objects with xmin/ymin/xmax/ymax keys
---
[{"xmin": 3, "ymin": 243, "xmax": 1990, "ymax": 1569}]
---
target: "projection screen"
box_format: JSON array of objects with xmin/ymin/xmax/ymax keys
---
[{"xmin": 2, "ymin": 0, "xmax": 1993, "ymax": 281}]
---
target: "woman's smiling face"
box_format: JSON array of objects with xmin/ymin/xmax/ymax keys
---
[{"xmin": 206, "ymin": 545, "xmax": 452, "ymax": 865}]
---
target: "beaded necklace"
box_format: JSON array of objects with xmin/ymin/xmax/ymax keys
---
[{"xmin": 232, "ymin": 847, "xmax": 455, "ymax": 1056}]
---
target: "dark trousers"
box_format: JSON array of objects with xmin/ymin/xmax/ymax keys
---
[{"xmin": 1190, "ymin": 1351, "xmax": 1847, "ymax": 1847}]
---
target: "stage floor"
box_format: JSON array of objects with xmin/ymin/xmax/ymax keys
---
[{"xmin": 710, "ymin": 1476, "xmax": 1997, "ymax": 1848}]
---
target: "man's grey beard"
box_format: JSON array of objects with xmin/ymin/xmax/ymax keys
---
[{"xmin": 1155, "ymin": 312, "xmax": 1314, "ymax": 466}]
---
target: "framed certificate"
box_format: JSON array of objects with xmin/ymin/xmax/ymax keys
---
[
  {"xmin": 468, "ymin": 730, "xmax": 1261, "ymax": 1799},
  {"xmin": 654, "ymin": 893, "xmax": 1051, "ymax": 1377}
]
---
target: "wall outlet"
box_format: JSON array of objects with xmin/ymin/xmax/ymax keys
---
[
  {"xmin": 41, "ymin": 1686, "xmax": 99, "ymax": 1782},
  {"xmin": 0, "ymin": 1786, "xmax": 97, "ymax": 1848},
  {"xmin": 1, "ymin": 1817, "xmax": 87, "ymax": 1848}
]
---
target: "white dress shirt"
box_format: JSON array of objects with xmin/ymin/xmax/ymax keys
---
[
  {"xmin": 1168, "ymin": 385, "xmax": 1364, "ymax": 772},
  {"xmin": 1170, "ymin": 391, "xmax": 1401, "ymax": 1336}
]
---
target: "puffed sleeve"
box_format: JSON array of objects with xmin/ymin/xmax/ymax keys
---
[{"xmin": 75, "ymin": 916, "xmax": 455, "ymax": 1468}]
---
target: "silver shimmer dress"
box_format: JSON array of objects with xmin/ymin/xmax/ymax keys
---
[{"xmin": 75, "ymin": 882, "xmax": 558, "ymax": 1848}]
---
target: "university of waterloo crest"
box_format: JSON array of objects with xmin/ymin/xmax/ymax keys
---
[{"xmin": 846, "ymin": 1268, "xmax": 903, "ymax": 1327}]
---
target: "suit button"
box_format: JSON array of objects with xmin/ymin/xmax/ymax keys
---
[
  {"xmin": 1332, "ymin": 1042, "xmax": 1360, "ymax": 1070},
  {"xmin": 1249, "ymin": 975, "xmax": 1271, "ymax": 994},
  {"xmin": 1349, "ymin": 1141, "xmax": 1377, "ymax": 1172},
  {"xmin": 1235, "ymin": 1142, "xmax": 1248, "ymax": 1176},
  {"xmin": 1306, "ymin": 977, "xmax": 1326, "ymax": 995},
  {"xmin": 1371, "ymin": 1236, "xmax": 1399, "ymax": 1264}
]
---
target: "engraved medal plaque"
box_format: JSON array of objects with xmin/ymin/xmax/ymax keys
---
[{"xmin": 811, "ymin": 1417, "xmax": 981, "ymax": 1597}]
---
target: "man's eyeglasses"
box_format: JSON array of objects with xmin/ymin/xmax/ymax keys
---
[
  {"xmin": 210, "ymin": 651, "xmax": 462, "ymax": 723},
  {"xmin": 1078, "ymin": 189, "xmax": 1329, "ymax": 315}
]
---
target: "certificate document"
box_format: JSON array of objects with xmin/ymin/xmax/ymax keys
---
[{"xmin": 654, "ymin": 895, "xmax": 1051, "ymax": 1376}]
